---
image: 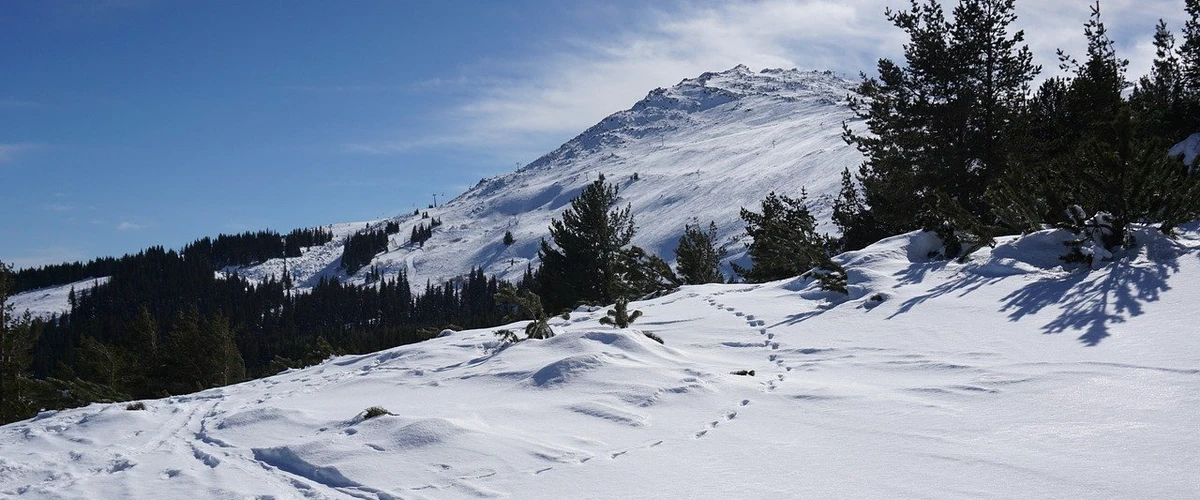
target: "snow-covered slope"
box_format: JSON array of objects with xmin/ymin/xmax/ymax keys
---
[
  {"xmin": 237, "ymin": 65, "xmax": 861, "ymax": 290},
  {"xmin": 4, "ymin": 226, "xmax": 1198, "ymax": 499},
  {"xmin": 5, "ymin": 277, "xmax": 110, "ymax": 320}
]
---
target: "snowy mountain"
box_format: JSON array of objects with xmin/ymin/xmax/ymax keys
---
[
  {"xmin": 4, "ymin": 226, "xmax": 1198, "ymax": 499},
  {"xmin": 235, "ymin": 65, "xmax": 861, "ymax": 291}
]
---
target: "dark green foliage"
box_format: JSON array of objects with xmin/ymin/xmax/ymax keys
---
[
  {"xmin": 733, "ymin": 192, "xmax": 833, "ymax": 283},
  {"xmin": 384, "ymin": 221, "xmax": 401, "ymax": 235},
  {"xmin": 919, "ymin": 191, "xmax": 1000, "ymax": 261},
  {"xmin": 503, "ymin": 230, "xmax": 515, "ymax": 246},
  {"xmin": 1, "ymin": 261, "xmax": 43, "ymax": 422},
  {"xmin": 12, "ymin": 239, "xmax": 511, "ymax": 424},
  {"xmin": 342, "ymin": 229, "xmax": 389, "ymax": 274},
  {"xmin": 494, "ymin": 329, "xmax": 520, "ymax": 344},
  {"xmin": 494, "ymin": 285, "xmax": 555, "ymax": 340},
  {"xmin": 284, "ymin": 227, "xmax": 334, "ymax": 258},
  {"xmin": 538, "ymin": 178, "xmax": 636, "ymax": 312},
  {"xmin": 410, "ymin": 223, "xmax": 434, "ymax": 247},
  {"xmin": 615, "ymin": 246, "xmax": 680, "ymax": 299},
  {"xmin": 642, "ymin": 331, "xmax": 664, "ymax": 344},
  {"xmin": 987, "ymin": 3, "xmax": 1200, "ymax": 257},
  {"xmin": 598, "ymin": 297, "xmax": 642, "ymax": 329},
  {"xmin": 842, "ymin": 0, "xmax": 1038, "ymax": 239},
  {"xmin": 730, "ymin": 369, "xmax": 755, "ymax": 376},
  {"xmin": 674, "ymin": 220, "xmax": 725, "ymax": 284},
  {"xmin": 362, "ymin": 406, "xmax": 391, "ymax": 420},
  {"xmin": 125, "ymin": 401, "xmax": 146, "ymax": 411},
  {"xmin": 831, "ymin": 168, "xmax": 880, "ymax": 251}
]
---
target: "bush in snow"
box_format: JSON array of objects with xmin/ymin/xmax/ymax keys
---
[
  {"xmin": 362, "ymin": 406, "xmax": 391, "ymax": 420},
  {"xmin": 494, "ymin": 285, "xmax": 556, "ymax": 340},
  {"xmin": 494, "ymin": 329, "xmax": 521, "ymax": 344},
  {"xmin": 125, "ymin": 402, "xmax": 146, "ymax": 411},
  {"xmin": 599, "ymin": 297, "xmax": 642, "ymax": 329}
]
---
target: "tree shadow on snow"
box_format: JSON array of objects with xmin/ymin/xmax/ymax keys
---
[
  {"xmin": 887, "ymin": 235, "xmax": 1189, "ymax": 346},
  {"xmin": 1000, "ymin": 244, "xmax": 1181, "ymax": 346}
]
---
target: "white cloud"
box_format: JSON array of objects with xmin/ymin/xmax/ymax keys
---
[
  {"xmin": 116, "ymin": 221, "xmax": 145, "ymax": 231},
  {"xmin": 0, "ymin": 143, "xmax": 43, "ymax": 163},
  {"xmin": 351, "ymin": 0, "xmax": 1182, "ymax": 161}
]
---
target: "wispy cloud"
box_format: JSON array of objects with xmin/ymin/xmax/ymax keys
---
[
  {"xmin": 0, "ymin": 99, "xmax": 39, "ymax": 109},
  {"xmin": 346, "ymin": 0, "xmax": 1181, "ymax": 162},
  {"xmin": 116, "ymin": 221, "xmax": 145, "ymax": 231},
  {"xmin": 43, "ymin": 203, "xmax": 75, "ymax": 212},
  {"xmin": 0, "ymin": 143, "xmax": 43, "ymax": 163}
]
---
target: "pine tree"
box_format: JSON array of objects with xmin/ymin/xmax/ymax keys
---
[
  {"xmin": 503, "ymin": 230, "xmax": 515, "ymax": 246},
  {"xmin": 843, "ymin": 0, "xmax": 1038, "ymax": 237},
  {"xmin": 674, "ymin": 220, "xmax": 725, "ymax": 284},
  {"xmin": 733, "ymin": 191, "xmax": 833, "ymax": 283},
  {"xmin": 0, "ymin": 261, "xmax": 39, "ymax": 422},
  {"xmin": 830, "ymin": 168, "xmax": 879, "ymax": 251},
  {"xmin": 537, "ymin": 178, "xmax": 635, "ymax": 312},
  {"xmin": 599, "ymin": 297, "xmax": 642, "ymax": 328}
]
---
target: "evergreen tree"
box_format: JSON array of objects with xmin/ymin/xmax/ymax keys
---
[
  {"xmin": 733, "ymin": 191, "xmax": 833, "ymax": 283},
  {"xmin": 830, "ymin": 168, "xmax": 877, "ymax": 251},
  {"xmin": 503, "ymin": 230, "xmax": 515, "ymax": 246},
  {"xmin": 843, "ymin": 0, "xmax": 1038, "ymax": 238},
  {"xmin": 0, "ymin": 261, "xmax": 39, "ymax": 421},
  {"xmin": 615, "ymin": 246, "xmax": 680, "ymax": 298},
  {"xmin": 537, "ymin": 178, "xmax": 635, "ymax": 312},
  {"xmin": 674, "ymin": 220, "xmax": 725, "ymax": 284},
  {"xmin": 599, "ymin": 297, "xmax": 642, "ymax": 329}
]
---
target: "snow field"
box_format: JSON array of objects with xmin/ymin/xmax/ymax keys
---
[{"xmin": 3, "ymin": 228, "xmax": 1198, "ymax": 499}]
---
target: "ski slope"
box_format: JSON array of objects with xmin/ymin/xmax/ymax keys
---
[
  {"xmin": 233, "ymin": 65, "xmax": 862, "ymax": 291},
  {"xmin": 3, "ymin": 227, "xmax": 1197, "ymax": 499}
]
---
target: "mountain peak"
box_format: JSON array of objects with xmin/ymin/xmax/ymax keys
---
[{"xmin": 525, "ymin": 66, "xmax": 853, "ymax": 170}]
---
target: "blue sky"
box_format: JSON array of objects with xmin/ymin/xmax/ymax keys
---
[{"xmin": 1, "ymin": 0, "xmax": 1183, "ymax": 269}]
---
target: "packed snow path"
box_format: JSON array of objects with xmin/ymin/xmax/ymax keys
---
[{"xmin": 3, "ymin": 228, "xmax": 1199, "ymax": 499}]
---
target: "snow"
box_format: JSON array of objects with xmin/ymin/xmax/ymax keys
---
[
  {"xmin": 5, "ymin": 277, "xmax": 110, "ymax": 320},
  {"xmin": 231, "ymin": 66, "xmax": 862, "ymax": 292},
  {"xmin": 1169, "ymin": 131, "xmax": 1200, "ymax": 167},
  {"xmin": 3, "ymin": 227, "xmax": 1199, "ymax": 499}
]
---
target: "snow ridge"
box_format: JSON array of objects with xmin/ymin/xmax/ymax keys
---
[{"xmin": 232, "ymin": 65, "xmax": 861, "ymax": 292}]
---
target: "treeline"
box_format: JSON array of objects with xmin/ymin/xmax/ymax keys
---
[
  {"xmin": 341, "ymin": 229, "xmax": 390, "ymax": 274},
  {"xmin": 0, "ymin": 242, "xmax": 510, "ymax": 422},
  {"xmin": 14, "ymin": 226, "xmax": 333, "ymax": 293},
  {"xmin": 183, "ymin": 227, "xmax": 335, "ymax": 269},
  {"xmin": 12, "ymin": 257, "xmax": 120, "ymax": 293}
]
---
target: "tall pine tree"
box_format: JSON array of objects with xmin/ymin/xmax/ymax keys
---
[
  {"xmin": 843, "ymin": 0, "xmax": 1038, "ymax": 243},
  {"xmin": 538, "ymin": 177, "xmax": 635, "ymax": 312},
  {"xmin": 674, "ymin": 220, "xmax": 725, "ymax": 285}
]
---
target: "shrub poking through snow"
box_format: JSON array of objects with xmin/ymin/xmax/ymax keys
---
[
  {"xmin": 1060, "ymin": 205, "xmax": 1123, "ymax": 268},
  {"xmin": 599, "ymin": 297, "xmax": 642, "ymax": 329},
  {"xmin": 362, "ymin": 406, "xmax": 391, "ymax": 420},
  {"xmin": 494, "ymin": 285, "xmax": 556, "ymax": 340},
  {"xmin": 642, "ymin": 331, "xmax": 665, "ymax": 344},
  {"xmin": 494, "ymin": 329, "xmax": 520, "ymax": 344},
  {"xmin": 730, "ymin": 369, "xmax": 756, "ymax": 376},
  {"xmin": 125, "ymin": 402, "xmax": 146, "ymax": 411},
  {"xmin": 803, "ymin": 262, "xmax": 849, "ymax": 294}
]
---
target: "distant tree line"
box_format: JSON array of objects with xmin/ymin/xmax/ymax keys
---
[
  {"xmin": 341, "ymin": 229, "xmax": 390, "ymax": 274},
  {"xmin": 15, "ymin": 227, "xmax": 333, "ymax": 293},
  {"xmin": 0, "ymin": 223, "xmax": 506, "ymax": 423}
]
